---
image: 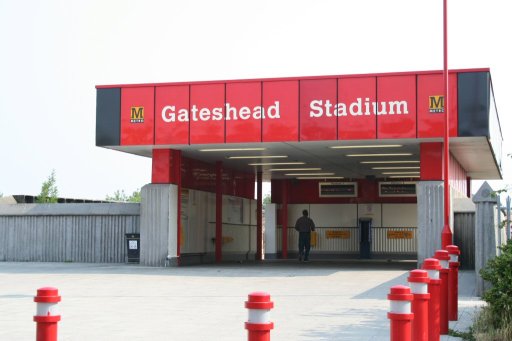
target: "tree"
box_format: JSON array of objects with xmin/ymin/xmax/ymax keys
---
[
  {"xmin": 36, "ymin": 170, "xmax": 58, "ymax": 203},
  {"xmin": 106, "ymin": 189, "xmax": 141, "ymax": 203},
  {"xmin": 263, "ymin": 194, "xmax": 271, "ymax": 205}
]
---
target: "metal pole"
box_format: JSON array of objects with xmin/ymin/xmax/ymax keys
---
[
  {"xmin": 497, "ymin": 195, "xmax": 502, "ymax": 255},
  {"xmin": 441, "ymin": 0, "xmax": 453, "ymax": 248}
]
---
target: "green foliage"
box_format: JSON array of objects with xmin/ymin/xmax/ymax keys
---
[
  {"xmin": 479, "ymin": 240, "xmax": 512, "ymax": 329},
  {"xmin": 36, "ymin": 170, "xmax": 58, "ymax": 203},
  {"xmin": 448, "ymin": 328, "xmax": 475, "ymax": 341},
  {"xmin": 106, "ymin": 189, "xmax": 141, "ymax": 203},
  {"xmin": 263, "ymin": 194, "xmax": 271, "ymax": 205},
  {"xmin": 472, "ymin": 305, "xmax": 512, "ymax": 341}
]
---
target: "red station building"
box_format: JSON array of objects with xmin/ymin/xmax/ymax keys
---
[{"xmin": 96, "ymin": 69, "xmax": 502, "ymax": 266}]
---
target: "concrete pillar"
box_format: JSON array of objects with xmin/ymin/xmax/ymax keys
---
[
  {"xmin": 473, "ymin": 181, "xmax": 498, "ymax": 296},
  {"xmin": 264, "ymin": 204, "xmax": 277, "ymax": 259},
  {"xmin": 140, "ymin": 184, "xmax": 179, "ymax": 267},
  {"xmin": 417, "ymin": 181, "xmax": 444, "ymax": 265}
]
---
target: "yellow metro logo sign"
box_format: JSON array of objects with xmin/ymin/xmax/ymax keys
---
[
  {"xmin": 429, "ymin": 95, "xmax": 444, "ymax": 113},
  {"xmin": 130, "ymin": 106, "xmax": 144, "ymax": 123}
]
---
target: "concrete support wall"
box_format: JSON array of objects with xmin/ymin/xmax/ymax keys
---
[
  {"xmin": 140, "ymin": 184, "xmax": 178, "ymax": 267},
  {"xmin": 473, "ymin": 182, "xmax": 503, "ymax": 296},
  {"xmin": 264, "ymin": 204, "xmax": 277, "ymax": 259},
  {"xmin": 0, "ymin": 203, "xmax": 140, "ymax": 262},
  {"xmin": 417, "ymin": 181, "xmax": 445, "ymax": 265}
]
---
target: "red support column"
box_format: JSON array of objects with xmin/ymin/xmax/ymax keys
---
[
  {"xmin": 446, "ymin": 245, "xmax": 461, "ymax": 321},
  {"xmin": 281, "ymin": 180, "xmax": 288, "ymax": 259},
  {"xmin": 245, "ymin": 292, "xmax": 274, "ymax": 341},
  {"xmin": 434, "ymin": 250, "xmax": 450, "ymax": 335},
  {"xmin": 33, "ymin": 287, "xmax": 61, "ymax": 341},
  {"xmin": 256, "ymin": 172, "xmax": 263, "ymax": 261},
  {"xmin": 387, "ymin": 285, "xmax": 414, "ymax": 341},
  {"xmin": 408, "ymin": 270, "xmax": 430, "ymax": 341},
  {"xmin": 215, "ymin": 161, "xmax": 223, "ymax": 263},
  {"xmin": 173, "ymin": 150, "xmax": 182, "ymax": 263}
]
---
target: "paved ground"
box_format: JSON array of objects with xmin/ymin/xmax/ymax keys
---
[{"xmin": 0, "ymin": 260, "xmax": 485, "ymax": 340}]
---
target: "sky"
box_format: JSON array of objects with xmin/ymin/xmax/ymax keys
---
[{"xmin": 0, "ymin": 0, "xmax": 510, "ymax": 200}]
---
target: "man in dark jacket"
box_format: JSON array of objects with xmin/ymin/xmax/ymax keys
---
[{"xmin": 294, "ymin": 209, "xmax": 316, "ymax": 262}]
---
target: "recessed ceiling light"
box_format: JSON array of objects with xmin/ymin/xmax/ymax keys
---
[
  {"xmin": 296, "ymin": 176, "xmax": 345, "ymax": 180},
  {"xmin": 269, "ymin": 168, "xmax": 321, "ymax": 172},
  {"xmin": 372, "ymin": 166, "xmax": 420, "ymax": 170},
  {"xmin": 228, "ymin": 155, "xmax": 287, "ymax": 159},
  {"xmin": 361, "ymin": 160, "xmax": 420, "ymax": 164},
  {"xmin": 346, "ymin": 153, "xmax": 413, "ymax": 157},
  {"xmin": 249, "ymin": 162, "xmax": 305, "ymax": 166},
  {"xmin": 330, "ymin": 144, "xmax": 403, "ymax": 149},
  {"xmin": 382, "ymin": 171, "xmax": 420, "ymax": 175},
  {"xmin": 199, "ymin": 147, "xmax": 266, "ymax": 152},
  {"xmin": 285, "ymin": 173, "xmax": 335, "ymax": 176},
  {"xmin": 388, "ymin": 175, "xmax": 420, "ymax": 178}
]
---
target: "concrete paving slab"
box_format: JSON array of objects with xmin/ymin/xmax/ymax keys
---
[{"xmin": 0, "ymin": 260, "xmax": 484, "ymax": 340}]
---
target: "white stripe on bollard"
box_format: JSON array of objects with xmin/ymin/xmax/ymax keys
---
[{"xmin": 390, "ymin": 300, "xmax": 411, "ymax": 314}]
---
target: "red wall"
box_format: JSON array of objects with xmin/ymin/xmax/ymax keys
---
[{"xmin": 271, "ymin": 179, "xmax": 417, "ymax": 205}]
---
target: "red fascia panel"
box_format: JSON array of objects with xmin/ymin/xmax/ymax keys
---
[
  {"xmin": 120, "ymin": 87, "xmax": 155, "ymax": 145},
  {"xmin": 300, "ymin": 79, "xmax": 337, "ymax": 141},
  {"xmin": 417, "ymin": 73, "xmax": 458, "ymax": 138},
  {"xmin": 225, "ymin": 82, "xmax": 262, "ymax": 143},
  {"xmin": 338, "ymin": 77, "xmax": 377, "ymax": 140},
  {"xmin": 376, "ymin": 75, "xmax": 417, "ymax": 139},
  {"xmin": 190, "ymin": 84, "xmax": 225, "ymax": 144},
  {"xmin": 262, "ymin": 80, "xmax": 299, "ymax": 142},
  {"xmin": 156, "ymin": 85, "xmax": 190, "ymax": 144},
  {"xmin": 420, "ymin": 142, "xmax": 443, "ymax": 180}
]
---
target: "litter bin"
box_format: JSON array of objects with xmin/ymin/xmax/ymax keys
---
[{"xmin": 125, "ymin": 233, "xmax": 140, "ymax": 263}]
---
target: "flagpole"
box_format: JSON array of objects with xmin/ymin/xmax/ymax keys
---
[{"xmin": 441, "ymin": 0, "xmax": 453, "ymax": 248}]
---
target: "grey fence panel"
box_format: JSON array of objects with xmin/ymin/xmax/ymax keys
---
[
  {"xmin": 372, "ymin": 227, "xmax": 417, "ymax": 254},
  {"xmin": 0, "ymin": 204, "xmax": 140, "ymax": 263},
  {"xmin": 454, "ymin": 212, "xmax": 475, "ymax": 270}
]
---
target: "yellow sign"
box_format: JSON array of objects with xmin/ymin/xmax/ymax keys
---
[
  {"xmin": 387, "ymin": 231, "xmax": 414, "ymax": 239},
  {"xmin": 429, "ymin": 96, "xmax": 444, "ymax": 113},
  {"xmin": 326, "ymin": 230, "xmax": 351, "ymax": 239},
  {"xmin": 222, "ymin": 236, "xmax": 234, "ymax": 244},
  {"xmin": 130, "ymin": 106, "xmax": 144, "ymax": 123},
  {"xmin": 310, "ymin": 231, "xmax": 317, "ymax": 247}
]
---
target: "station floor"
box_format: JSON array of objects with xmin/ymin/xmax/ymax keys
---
[{"xmin": 0, "ymin": 260, "xmax": 484, "ymax": 340}]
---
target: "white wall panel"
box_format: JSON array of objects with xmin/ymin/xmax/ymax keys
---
[{"xmin": 382, "ymin": 204, "xmax": 417, "ymax": 227}]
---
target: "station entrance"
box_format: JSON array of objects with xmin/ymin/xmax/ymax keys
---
[{"xmin": 95, "ymin": 68, "xmax": 503, "ymax": 266}]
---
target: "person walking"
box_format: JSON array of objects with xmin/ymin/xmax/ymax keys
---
[{"xmin": 294, "ymin": 209, "xmax": 315, "ymax": 262}]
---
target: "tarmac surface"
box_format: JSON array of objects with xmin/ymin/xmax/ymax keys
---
[{"xmin": 0, "ymin": 260, "xmax": 485, "ymax": 340}]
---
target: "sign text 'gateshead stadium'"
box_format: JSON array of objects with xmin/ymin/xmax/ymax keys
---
[{"xmin": 159, "ymin": 98, "xmax": 409, "ymax": 123}]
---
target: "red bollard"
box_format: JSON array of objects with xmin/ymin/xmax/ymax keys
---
[
  {"xmin": 446, "ymin": 245, "xmax": 460, "ymax": 321},
  {"xmin": 408, "ymin": 270, "xmax": 430, "ymax": 341},
  {"xmin": 434, "ymin": 250, "xmax": 450, "ymax": 335},
  {"xmin": 387, "ymin": 285, "xmax": 414, "ymax": 341},
  {"xmin": 245, "ymin": 292, "xmax": 274, "ymax": 341},
  {"xmin": 422, "ymin": 258, "xmax": 441, "ymax": 341},
  {"xmin": 33, "ymin": 287, "xmax": 61, "ymax": 341}
]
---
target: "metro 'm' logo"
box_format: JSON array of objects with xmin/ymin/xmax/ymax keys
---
[
  {"xmin": 429, "ymin": 96, "xmax": 444, "ymax": 113},
  {"xmin": 130, "ymin": 107, "xmax": 144, "ymax": 123}
]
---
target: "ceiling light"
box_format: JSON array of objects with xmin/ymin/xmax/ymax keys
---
[
  {"xmin": 199, "ymin": 147, "xmax": 266, "ymax": 152},
  {"xmin": 372, "ymin": 166, "xmax": 420, "ymax": 170},
  {"xmin": 330, "ymin": 144, "xmax": 403, "ymax": 149},
  {"xmin": 249, "ymin": 162, "xmax": 305, "ymax": 166},
  {"xmin": 269, "ymin": 168, "xmax": 321, "ymax": 172},
  {"xmin": 360, "ymin": 160, "xmax": 420, "ymax": 164},
  {"xmin": 346, "ymin": 153, "xmax": 413, "ymax": 157},
  {"xmin": 388, "ymin": 175, "xmax": 420, "ymax": 178},
  {"xmin": 285, "ymin": 173, "xmax": 335, "ymax": 176},
  {"xmin": 382, "ymin": 172, "xmax": 420, "ymax": 175},
  {"xmin": 228, "ymin": 155, "xmax": 287, "ymax": 159},
  {"xmin": 296, "ymin": 176, "xmax": 345, "ymax": 180}
]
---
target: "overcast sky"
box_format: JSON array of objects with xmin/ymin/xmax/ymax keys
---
[{"xmin": 0, "ymin": 0, "xmax": 510, "ymax": 200}]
